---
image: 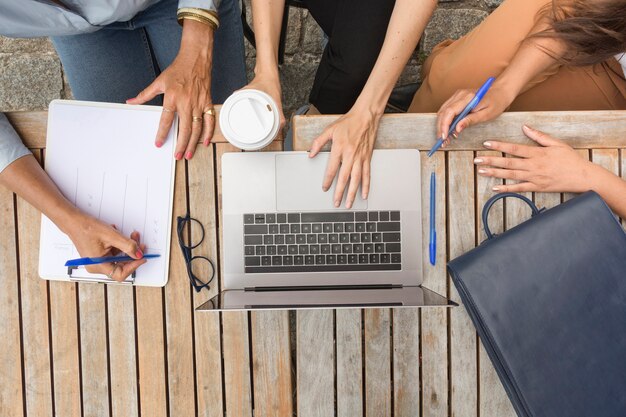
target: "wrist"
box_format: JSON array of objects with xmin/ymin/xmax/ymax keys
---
[
  {"xmin": 586, "ymin": 163, "xmax": 617, "ymax": 194},
  {"xmin": 180, "ymin": 19, "xmax": 215, "ymax": 56},
  {"xmin": 51, "ymin": 203, "xmax": 86, "ymax": 238},
  {"xmin": 254, "ymin": 61, "xmax": 280, "ymax": 81},
  {"xmin": 491, "ymin": 76, "xmax": 521, "ymax": 105}
]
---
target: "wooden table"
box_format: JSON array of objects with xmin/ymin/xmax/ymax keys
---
[{"xmin": 1, "ymin": 110, "xmax": 624, "ymax": 417}]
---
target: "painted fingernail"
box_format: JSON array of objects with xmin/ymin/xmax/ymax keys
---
[
  {"xmin": 484, "ymin": 141, "xmax": 492, "ymax": 148},
  {"xmin": 185, "ymin": 151, "xmax": 193, "ymax": 160},
  {"xmin": 203, "ymin": 139, "xmax": 209, "ymax": 146},
  {"xmin": 175, "ymin": 152, "xmax": 183, "ymax": 160},
  {"xmin": 492, "ymin": 186, "xmax": 500, "ymax": 192},
  {"xmin": 474, "ymin": 158, "xmax": 483, "ymax": 164},
  {"xmin": 478, "ymin": 168, "xmax": 487, "ymax": 174},
  {"xmin": 156, "ymin": 141, "xmax": 163, "ymax": 148},
  {"xmin": 136, "ymin": 249, "xmax": 144, "ymax": 259}
]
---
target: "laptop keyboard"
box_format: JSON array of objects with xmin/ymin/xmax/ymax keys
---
[{"xmin": 243, "ymin": 211, "xmax": 401, "ymax": 273}]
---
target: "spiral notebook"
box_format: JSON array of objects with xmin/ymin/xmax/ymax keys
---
[{"xmin": 38, "ymin": 100, "xmax": 177, "ymax": 286}]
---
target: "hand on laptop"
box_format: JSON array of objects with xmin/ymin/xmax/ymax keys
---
[
  {"xmin": 309, "ymin": 109, "xmax": 380, "ymax": 209},
  {"xmin": 67, "ymin": 216, "xmax": 147, "ymax": 281}
]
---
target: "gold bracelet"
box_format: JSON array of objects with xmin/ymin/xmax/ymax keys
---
[{"xmin": 177, "ymin": 8, "xmax": 219, "ymax": 29}]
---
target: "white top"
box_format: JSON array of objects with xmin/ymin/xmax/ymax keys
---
[{"xmin": 616, "ymin": 53, "xmax": 626, "ymax": 77}]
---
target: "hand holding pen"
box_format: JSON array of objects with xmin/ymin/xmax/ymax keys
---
[{"xmin": 429, "ymin": 77, "xmax": 501, "ymax": 156}]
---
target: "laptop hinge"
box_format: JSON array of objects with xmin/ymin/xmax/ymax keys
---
[{"xmin": 244, "ymin": 284, "xmax": 403, "ymax": 292}]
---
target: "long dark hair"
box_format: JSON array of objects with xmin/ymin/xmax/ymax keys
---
[{"xmin": 532, "ymin": 0, "xmax": 626, "ymax": 68}]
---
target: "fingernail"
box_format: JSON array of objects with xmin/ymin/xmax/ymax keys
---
[
  {"xmin": 203, "ymin": 139, "xmax": 209, "ymax": 146},
  {"xmin": 484, "ymin": 141, "xmax": 492, "ymax": 148},
  {"xmin": 523, "ymin": 125, "xmax": 533, "ymax": 131},
  {"xmin": 492, "ymin": 186, "xmax": 500, "ymax": 192},
  {"xmin": 185, "ymin": 151, "xmax": 193, "ymax": 160},
  {"xmin": 334, "ymin": 200, "xmax": 340, "ymax": 207},
  {"xmin": 346, "ymin": 201, "xmax": 353, "ymax": 209},
  {"xmin": 136, "ymin": 249, "xmax": 144, "ymax": 259},
  {"xmin": 175, "ymin": 152, "xmax": 183, "ymax": 160},
  {"xmin": 156, "ymin": 141, "xmax": 163, "ymax": 148},
  {"xmin": 478, "ymin": 168, "xmax": 487, "ymax": 174},
  {"xmin": 474, "ymin": 158, "xmax": 483, "ymax": 164}
]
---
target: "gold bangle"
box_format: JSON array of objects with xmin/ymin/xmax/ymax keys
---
[{"xmin": 177, "ymin": 8, "xmax": 219, "ymax": 29}]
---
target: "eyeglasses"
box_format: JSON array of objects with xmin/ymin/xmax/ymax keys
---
[{"xmin": 176, "ymin": 212, "xmax": 216, "ymax": 293}]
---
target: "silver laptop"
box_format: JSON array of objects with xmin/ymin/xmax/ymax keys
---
[{"xmin": 197, "ymin": 149, "xmax": 454, "ymax": 311}]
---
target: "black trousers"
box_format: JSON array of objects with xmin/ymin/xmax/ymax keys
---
[{"xmin": 303, "ymin": 0, "xmax": 396, "ymax": 114}]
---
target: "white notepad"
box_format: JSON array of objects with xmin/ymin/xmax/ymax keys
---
[{"xmin": 39, "ymin": 100, "xmax": 177, "ymax": 286}]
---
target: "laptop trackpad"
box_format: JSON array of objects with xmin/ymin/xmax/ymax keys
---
[{"xmin": 275, "ymin": 153, "xmax": 367, "ymax": 211}]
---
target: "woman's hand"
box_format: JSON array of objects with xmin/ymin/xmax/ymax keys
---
[
  {"xmin": 308, "ymin": 108, "xmax": 381, "ymax": 209},
  {"xmin": 66, "ymin": 213, "xmax": 147, "ymax": 281},
  {"xmin": 474, "ymin": 125, "xmax": 600, "ymax": 193},
  {"xmin": 437, "ymin": 83, "xmax": 516, "ymax": 145},
  {"xmin": 127, "ymin": 20, "xmax": 216, "ymax": 161},
  {"xmin": 244, "ymin": 72, "xmax": 286, "ymax": 131}
]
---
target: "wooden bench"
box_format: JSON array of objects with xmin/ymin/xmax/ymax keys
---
[{"xmin": 1, "ymin": 110, "xmax": 624, "ymax": 417}]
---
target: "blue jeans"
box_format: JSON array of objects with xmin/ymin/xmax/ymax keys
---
[{"xmin": 51, "ymin": 0, "xmax": 247, "ymax": 105}]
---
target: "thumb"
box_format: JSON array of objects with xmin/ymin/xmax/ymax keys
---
[
  {"xmin": 127, "ymin": 81, "xmax": 161, "ymax": 105},
  {"xmin": 308, "ymin": 128, "xmax": 333, "ymax": 158},
  {"xmin": 107, "ymin": 228, "xmax": 143, "ymax": 259},
  {"xmin": 456, "ymin": 113, "xmax": 480, "ymax": 134},
  {"xmin": 523, "ymin": 125, "xmax": 562, "ymax": 147}
]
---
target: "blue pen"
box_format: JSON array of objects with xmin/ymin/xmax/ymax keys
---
[
  {"xmin": 429, "ymin": 172, "xmax": 436, "ymax": 266},
  {"xmin": 428, "ymin": 77, "xmax": 496, "ymax": 157},
  {"xmin": 65, "ymin": 254, "xmax": 161, "ymax": 267}
]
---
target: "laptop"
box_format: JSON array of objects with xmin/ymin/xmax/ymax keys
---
[{"xmin": 197, "ymin": 149, "xmax": 454, "ymax": 311}]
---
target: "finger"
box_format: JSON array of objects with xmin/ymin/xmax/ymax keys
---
[
  {"xmin": 201, "ymin": 108, "xmax": 216, "ymax": 146},
  {"xmin": 456, "ymin": 113, "xmax": 480, "ymax": 134},
  {"xmin": 492, "ymin": 182, "xmax": 536, "ymax": 193},
  {"xmin": 185, "ymin": 111, "xmax": 203, "ymax": 160},
  {"xmin": 361, "ymin": 157, "xmax": 371, "ymax": 200},
  {"xmin": 477, "ymin": 167, "xmax": 529, "ymax": 182},
  {"xmin": 345, "ymin": 163, "xmax": 362, "ymax": 209},
  {"xmin": 106, "ymin": 229, "xmax": 143, "ymax": 259},
  {"xmin": 127, "ymin": 81, "xmax": 161, "ymax": 105},
  {"xmin": 322, "ymin": 146, "xmax": 342, "ymax": 192},
  {"xmin": 113, "ymin": 259, "xmax": 147, "ymax": 282},
  {"xmin": 309, "ymin": 128, "xmax": 333, "ymax": 158},
  {"xmin": 437, "ymin": 91, "xmax": 473, "ymax": 139},
  {"xmin": 333, "ymin": 155, "xmax": 354, "ymax": 207},
  {"xmin": 522, "ymin": 125, "xmax": 562, "ymax": 147},
  {"xmin": 155, "ymin": 100, "xmax": 177, "ymax": 148},
  {"xmin": 473, "ymin": 155, "xmax": 528, "ymax": 170},
  {"xmin": 483, "ymin": 141, "xmax": 535, "ymax": 158},
  {"xmin": 175, "ymin": 109, "xmax": 192, "ymax": 161}
]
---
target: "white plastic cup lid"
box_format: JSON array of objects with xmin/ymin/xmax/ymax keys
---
[{"xmin": 219, "ymin": 89, "xmax": 280, "ymax": 151}]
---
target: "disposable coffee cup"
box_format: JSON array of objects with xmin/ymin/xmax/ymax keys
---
[{"xmin": 219, "ymin": 89, "xmax": 280, "ymax": 151}]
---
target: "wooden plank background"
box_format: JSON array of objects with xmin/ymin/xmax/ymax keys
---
[{"xmin": 1, "ymin": 111, "xmax": 624, "ymax": 417}]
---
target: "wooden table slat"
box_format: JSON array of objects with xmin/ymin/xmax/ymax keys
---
[
  {"xmin": 106, "ymin": 285, "xmax": 139, "ymax": 417},
  {"xmin": 164, "ymin": 159, "xmax": 197, "ymax": 416},
  {"xmin": 336, "ymin": 309, "xmax": 363, "ymax": 417},
  {"xmin": 188, "ymin": 144, "xmax": 224, "ymax": 417},
  {"xmin": 364, "ymin": 308, "xmax": 392, "ymax": 417},
  {"xmin": 79, "ymin": 284, "xmax": 110, "ymax": 417},
  {"xmin": 419, "ymin": 152, "xmax": 448, "ymax": 417},
  {"xmin": 392, "ymin": 308, "xmax": 420, "ymax": 417},
  {"xmin": 448, "ymin": 151, "xmax": 478, "ymax": 417},
  {"xmin": 296, "ymin": 310, "xmax": 334, "ymax": 417},
  {"xmin": 0, "ymin": 180, "xmax": 25, "ymax": 417},
  {"xmin": 293, "ymin": 111, "xmax": 626, "ymax": 151}
]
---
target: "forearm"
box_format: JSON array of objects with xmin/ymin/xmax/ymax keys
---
[
  {"xmin": 251, "ymin": 0, "xmax": 285, "ymax": 78},
  {"xmin": 0, "ymin": 155, "xmax": 83, "ymax": 235},
  {"xmin": 495, "ymin": 18, "xmax": 567, "ymax": 98},
  {"xmin": 354, "ymin": 0, "xmax": 437, "ymax": 115},
  {"xmin": 588, "ymin": 166, "xmax": 626, "ymax": 220}
]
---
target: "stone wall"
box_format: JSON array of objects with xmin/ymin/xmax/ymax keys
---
[{"xmin": 0, "ymin": 0, "xmax": 502, "ymax": 117}]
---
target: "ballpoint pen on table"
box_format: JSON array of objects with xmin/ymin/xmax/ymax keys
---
[
  {"xmin": 429, "ymin": 172, "xmax": 436, "ymax": 266},
  {"xmin": 427, "ymin": 77, "xmax": 496, "ymax": 157},
  {"xmin": 65, "ymin": 254, "xmax": 161, "ymax": 267}
]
